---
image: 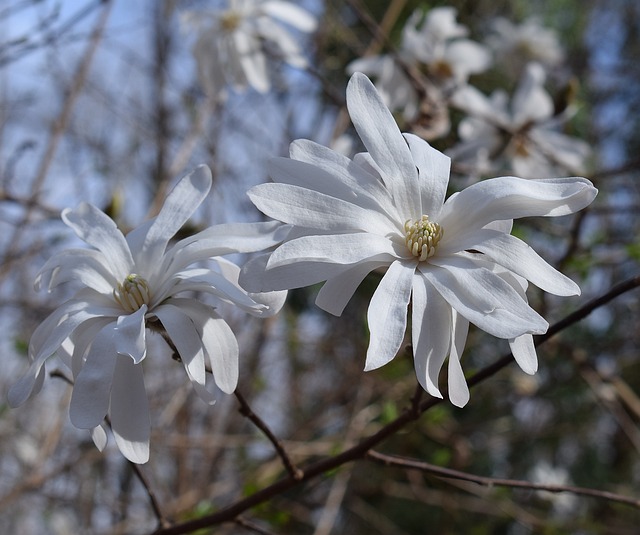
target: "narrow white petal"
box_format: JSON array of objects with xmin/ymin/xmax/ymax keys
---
[
  {"xmin": 439, "ymin": 228, "xmax": 580, "ymax": 296},
  {"xmin": 249, "ymin": 183, "xmax": 395, "ymax": 235},
  {"xmin": 403, "ymin": 133, "xmax": 450, "ymax": 218},
  {"xmin": 347, "ymin": 73, "xmax": 421, "ymax": 217},
  {"xmin": 115, "ymin": 305, "xmax": 148, "ymax": 364},
  {"xmin": 61, "ymin": 203, "xmax": 133, "ymax": 280},
  {"xmin": 365, "ymin": 260, "xmax": 414, "ymax": 371},
  {"xmin": 69, "ymin": 325, "xmax": 118, "ymax": 429},
  {"xmin": 424, "ymin": 255, "xmax": 548, "ymax": 338},
  {"xmin": 152, "ymin": 304, "xmax": 216, "ymax": 404},
  {"xmin": 448, "ymin": 311, "xmax": 470, "ymax": 408},
  {"xmin": 110, "ymin": 355, "xmax": 150, "ymax": 464},
  {"xmin": 411, "ymin": 274, "xmax": 450, "ymax": 397},
  {"xmin": 267, "ymin": 233, "xmax": 401, "ymax": 269},
  {"xmin": 35, "ymin": 248, "xmax": 116, "ymax": 294},
  {"xmin": 316, "ymin": 260, "xmax": 388, "ymax": 316},
  {"xmin": 509, "ymin": 334, "xmax": 538, "ymax": 374},
  {"xmin": 439, "ymin": 176, "xmax": 597, "ymax": 238},
  {"xmin": 127, "ymin": 165, "xmax": 212, "ymax": 275},
  {"xmin": 91, "ymin": 424, "xmax": 108, "ymax": 452}
]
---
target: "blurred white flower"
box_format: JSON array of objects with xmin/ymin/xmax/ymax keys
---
[
  {"xmin": 449, "ymin": 62, "xmax": 591, "ymax": 178},
  {"xmin": 530, "ymin": 461, "xmax": 580, "ymax": 515},
  {"xmin": 488, "ymin": 17, "xmax": 565, "ymax": 77},
  {"xmin": 347, "ymin": 7, "xmax": 491, "ymax": 126},
  {"xmin": 8, "ymin": 165, "xmax": 288, "ymax": 463},
  {"xmin": 184, "ymin": 0, "xmax": 316, "ymax": 97},
  {"xmin": 241, "ymin": 73, "xmax": 597, "ymax": 407}
]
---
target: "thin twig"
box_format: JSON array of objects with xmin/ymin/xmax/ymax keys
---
[
  {"xmin": 152, "ymin": 274, "xmax": 640, "ymax": 535},
  {"xmin": 365, "ymin": 450, "xmax": 640, "ymax": 509},
  {"xmin": 235, "ymin": 517, "xmax": 279, "ymax": 535},
  {"xmin": 235, "ymin": 390, "xmax": 304, "ymax": 481}
]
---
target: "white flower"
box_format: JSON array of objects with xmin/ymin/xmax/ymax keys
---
[
  {"xmin": 347, "ymin": 7, "xmax": 491, "ymax": 124},
  {"xmin": 240, "ymin": 73, "xmax": 597, "ymax": 407},
  {"xmin": 488, "ymin": 17, "xmax": 565, "ymax": 77},
  {"xmin": 449, "ymin": 63, "xmax": 591, "ymax": 178},
  {"xmin": 8, "ymin": 165, "xmax": 288, "ymax": 463},
  {"xmin": 185, "ymin": 0, "xmax": 316, "ymax": 97}
]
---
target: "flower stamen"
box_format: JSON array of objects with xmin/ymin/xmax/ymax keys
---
[
  {"xmin": 220, "ymin": 10, "xmax": 242, "ymax": 32},
  {"xmin": 114, "ymin": 274, "xmax": 151, "ymax": 313},
  {"xmin": 404, "ymin": 215, "xmax": 443, "ymax": 261}
]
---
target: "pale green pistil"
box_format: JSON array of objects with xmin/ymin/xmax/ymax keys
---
[
  {"xmin": 114, "ymin": 274, "xmax": 151, "ymax": 313},
  {"xmin": 404, "ymin": 215, "xmax": 443, "ymax": 261}
]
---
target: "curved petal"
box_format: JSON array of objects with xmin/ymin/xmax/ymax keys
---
[
  {"xmin": 347, "ymin": 73, "xmax": 421, "ymax": 217},
  {"xmin": 403, "ymin": 133, "xmax": 450, "ymax": 218},
  {"xmin": 365, "ymin": 260, "xmax": 414, "ymax": 371},
  {"xmin": 249, "ymin": 183, "xmax": 395, "ymax": 236},
  {"xmin": 127, "ymin": 165, "xmax": 212, "ymax": 275},
  {"xmin": 91, "ymin": 424, "xmax": 108, "ymax": 452},
  {"xmin": 61, "ymin": 203, "xmax": 133, "ymax": 281},
  {"xmin": 439, "ymin": 228, "xmax": 580, "ymax": 296},
  {"xmin": 152, "ymin": 304, "xmax": 214, "ymax": 404},
  {"xmin": 448, "ymin": 311, "xmax": 470, "ymax": 407},
  {"xmin": 424, "ymin": 255, "xmax": 548, "ymax": 338},
  {"xmin": 411, "ymin": 273, "xmax": 451, "ymax": 398},
  {"xmin": 110, "ymin": 355, "xmax": 150, "ymax": 464},
  {"xmin": 69, "ymin": 325, "xmax": 118, "ymax": 429},
  {"xmin": 115, "ymin": 305, "xmax": 148, "ymax": 364},
  {"xmin": 267, "ymin": 232, "xmax": 401, "ymax": 269},
  {"xmin": 35, "ymin": 248, "xmax": 116, "ymax": 294},
  {"xmin": 172, "ymin": 298, "xmax": 239, "ymax": 395},
  {"xmin": 509, "ymin": 334, "xmax": 538, "ymax": 374},
  {"xmin": 439, "ymin": 176, "xmax": 597, "ymax": 238}
]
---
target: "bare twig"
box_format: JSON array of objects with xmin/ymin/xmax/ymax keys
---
[
  {"xmin": 235, "ymin": 389, "xmax": 304, "ymax": 481},
  {"xmin": 365, "ymin": 450, "xmax": 640, "ymax": 509}
]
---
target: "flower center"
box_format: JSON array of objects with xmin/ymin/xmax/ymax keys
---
[
  {"xmin": 404, "ymin": 215, "xmax": 443, "ymax": 261},
  {"xmin": 220, "ymin": 10, "xmax": 242, "ymax": 31},
  {"xmin": 113, "ymin": 274, "xmax": 151, "ymax": 313}
]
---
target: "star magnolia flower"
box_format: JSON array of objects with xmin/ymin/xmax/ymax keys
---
[
  {"xmin": 8, "ymin": 165, "xmax": 288, "ymax": 463},
  {"xmin": 347, "ymin": 7, "xmax": 491, "ymax": 125},
  {"xmin": 449, "ymin": 62, "xmax": 591, "ymax": 178},
  {"xmin": 185, "ymin": 0, "xmax": 316, "ymax": 97},
  {"xmin": 240, "ymin": 73, "xmax": 597, "ymax": 407}
]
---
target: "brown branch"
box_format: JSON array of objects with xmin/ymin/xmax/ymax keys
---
[
  {"xmin": 365, "ymin": 450, "xmax": 640, "ymax": 509},
  {"xmin": 235, "ymin": 390, "xmax": 304, "ymax": 481},
  {"xmin": 151, "ymin": 274, "xmax": 640, "ymax": 535}
]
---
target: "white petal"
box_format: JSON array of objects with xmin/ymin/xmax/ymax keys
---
[
  {"xmin": 268, "ymin": 233, "xmax": 401, "ymax": 269},
  {"xmin": 424, "ymin": 255, "xmax": 548, "ymax": 338},
  {"xmin": 110, "ymin": 356, "xmax": 150, "ymax": 464},
  {"xmin": 439, "ymin": 228, "xmax": 580, "ymax": 296},
  {"xmin": 411, "ymin": 273, "xmax": 450, "ymax": 398},
  {"xmin": 35, "ymin": 248, "xmax": 116, "ymax": 294},
  {"xmin": 152, "ymin": 304, "xmax": 214, "ymax": 403},
  {"xmin": 403, "ymin": 133, "xmax": 450, "ymax": 218},
  {"xmin": 509, "ymin": 334, "xmax": 538, "ymax": 374},
  {"xmin": 91, "ymin": 424, "xmax": 108, "ymax": 452},
  {"xmin": 235, "ymin": 30, "xmax": 270, "ymax": 93},
  {"xmin": 249, "ymin": 183, "xmax": 395, "ymax": 236},
  {"xmin": 115, "ymin": 305, "xmax": 148, "ymax": 364},
  {"xmin": 69, "ymin": 325, "xmax": 117, "ymax": 429},
  {"xmin": 512, "ymin": 62, "xmax": 553, "ymax": 126},
  {"xmin": 448, "ymin": 311, "xmax": 470, "ymax": 407},
  {"xmin": 439, "ymin": 176, "xmax": 597, "ymax": 238},
  {"xmin": 347, "ymin": 73, "xmax": 421, "ymax": 217},
  {"xmin": 262, "ymin": 1, "xmax": 317, "ymax": 32},
  {"xmin": 127, "ymin": 165, "xmax": 212, "ymax": 275},
  {"xmin": 61, "ymin": 203, "xmax": 133, "ymax": 281},
  {"xmin": 316, "ymin": 260, "xmax": 388, "ymax": 316},
  {"xmin": 365, "ymin": 260, "xmax": 414, "ymax": 371}
]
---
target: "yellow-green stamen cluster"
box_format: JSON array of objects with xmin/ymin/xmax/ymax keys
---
[
  {"xmin": 114, "ymin": 274, "xmax": 151, "ymax": 313},
  {"xmin": 404, "ymin": 215, "xmax": 443, "ymax": 261},
  {"xmin": 220, "ymin": 11, "xmax": 242, "ymax": 31}
]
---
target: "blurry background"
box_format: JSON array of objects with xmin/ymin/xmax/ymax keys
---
[{"xmin": 1, "ymin": 0, "xmax": 639, "ymax": 533}]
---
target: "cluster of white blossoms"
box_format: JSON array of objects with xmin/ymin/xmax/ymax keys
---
[
  {"xmin": 183, "ymin": 0, "xmax": 316, "ymax": 97},
  {"xmin": 9, "ymin": 4, "xmax": 598, "ymax": 464}
]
